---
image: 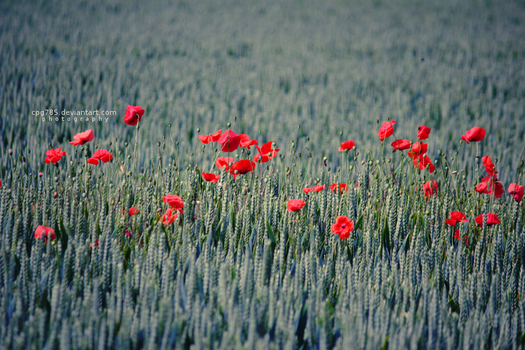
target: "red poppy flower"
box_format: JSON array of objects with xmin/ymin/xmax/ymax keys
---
[
  {"xmin": 254, "ymin": 150, "xmax": 278, "ymax": 163},
  {"xmin": 287, "ymin": 199, "xmax": 306, "ymax": 212},
  {"xmin": 239, "ymin": 134, "xmax": 258, "ymax": 149},
  {"xmin": 121, "ymin": 207, "xmax": 140, "ymax": 216},
  {"xmin": 338, "ymin": 140, "xmax": 355, "ymax": 152},
  {"xmin": 446, "ymin": 218, "xmax": 457, "ymax": 226},
  {"xmin": 202, "ymin": 172, "xmax": 220, "ymax": 183},
  {"xmin": 45, "ymin": 147, "xmax": 66, "ymax": 164},
  {"xmin": 303, "ymin": 184, "xmax": 326, "ymax": 194},
  {"xmin": 475, "ymin": 177, "xmax": 490, "ymax": 194},
  {"xmin": 90, "ymin": 239, "xmax": 100, "ymax": 248},
  {"xmin": 329, "ymin": 183, "xmax": 348, "ymax": 193},
  {"xmin": 218, "ymin": 129, "xmax": 241, "ymax": 152},
  {"xmin": 377, "ymin": 120, "xmax": 396, "ymax": 142},
  {"xmin": 125, "ymin": 230, "xmax": 132, "ymax": 237},
  {"xmin": 124, "ymin": 105, "xmax": 145, "ymax": 126},
  {"xmin": 161, "ymin": 208, "xmax": 178, "ymax": 225},
  {"xmin": 210, "ymin": 130, "xmax": 222, "ymax": 142},
  {"xmin": 475, "ymin": 213, "xmax": 500, "ymax": 227},
  {"xmin": 423, "ymin": 180, "xmax": 438, "ymax": 198},
  {"xmin": 254, "ymin": 141, "xmax": 280, "ymax": 163},
  {"xmin": 198, "ymin": 135, "xmax": 211, "ymax": 144},
  {"xmin": 453, "ymin": 229, "xmax": 469, "ymax": 244},
  {"xmin": 508, "ymin": 183, "xmax": 524, "ymax": 203},
  {"xmin": 446, "ymin": 211, "xmax": 468, "ymax": 226},
  {"xmin": 475, "ymin": 176, "xmax": 504, "ymax": 198},
  {"xmin": 257, "ymin": 141, "xmax": 276, "ymax": 155},
  {"xmin": 481, "ymin": 156, "xmax": 497, "ymax": 177},
  {"xmin": 34, "ymin": 225, "xmax": 56, "ymax": 243},
  {"xmin": 391, "ymin": 139, "xmax": 411, "ymax": 152},
  {"xmin": 129, "ymin": 207, "xmax": 140, "ymax": 216},
  {"xmin": 229, "ymin": 159, "xmax": 256, "ymax": 178},
  {"xmin": 410, "ymin": 141, "xmax": 428, "ymax": 156},
  {"xmin": 412, "ymin": 154, "xmax": 436, "ymax": 173},
  {"xmin": 417, "ymin": 125, "xmax": 431, "ymax": 140},
  {"xmin": 199, "ymin": 130, "xmax": 222, "ymax": 144},
  {"xmin": 461, "ymin": 127, "xmax": 486, "ymax": 144},
  {"xmin": 87, "ymin": 149, "xmax": 113, "ymax": 165},
  {"xmin": 69, "ymin": 129, "xmax": 95, "ymax": 146},
  {"xmin": 216, "ymin": 157, "xmax": 233, "ymax": 171},
  {"xmin": 331, "ymin": 216, "xmax": 354, "ymax": 239},
  {"xmin": 163, "ymin": 194, "xmax": 184, "ymax": 211}
]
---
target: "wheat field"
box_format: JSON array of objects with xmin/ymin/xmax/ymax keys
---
[{"xmin": 1, "ymin": 0, "xmax": 525, "ymax": 349}]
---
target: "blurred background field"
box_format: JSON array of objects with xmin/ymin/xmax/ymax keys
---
[{"xmin": 1, "ymin": 0, "xmax": 525, "ymax": 183}]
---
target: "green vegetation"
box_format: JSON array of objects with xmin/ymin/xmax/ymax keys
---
[{"xmin": 1, "ymin": 0, "xmax": 525, "ymax": 348}]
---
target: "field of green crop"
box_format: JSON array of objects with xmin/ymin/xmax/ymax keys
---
[{"xmin": 1, "ymin": 0, "xmax": 525, "ymax": 349}]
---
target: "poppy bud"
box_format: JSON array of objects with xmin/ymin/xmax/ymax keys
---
[
  {"xmin": 197, "ymin": 128, "xmax": 200, "ymax": 133},
  {"xmin": 9, "ymin": 149, "xmax": 12, "ymax": 155},
  {"xmin": 227, "ymin": 122, "xmax": 231, "ymax": 127},
  {"xmin": 53, "ymin": 191, "xmax": 58, "ymax": 198}
]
